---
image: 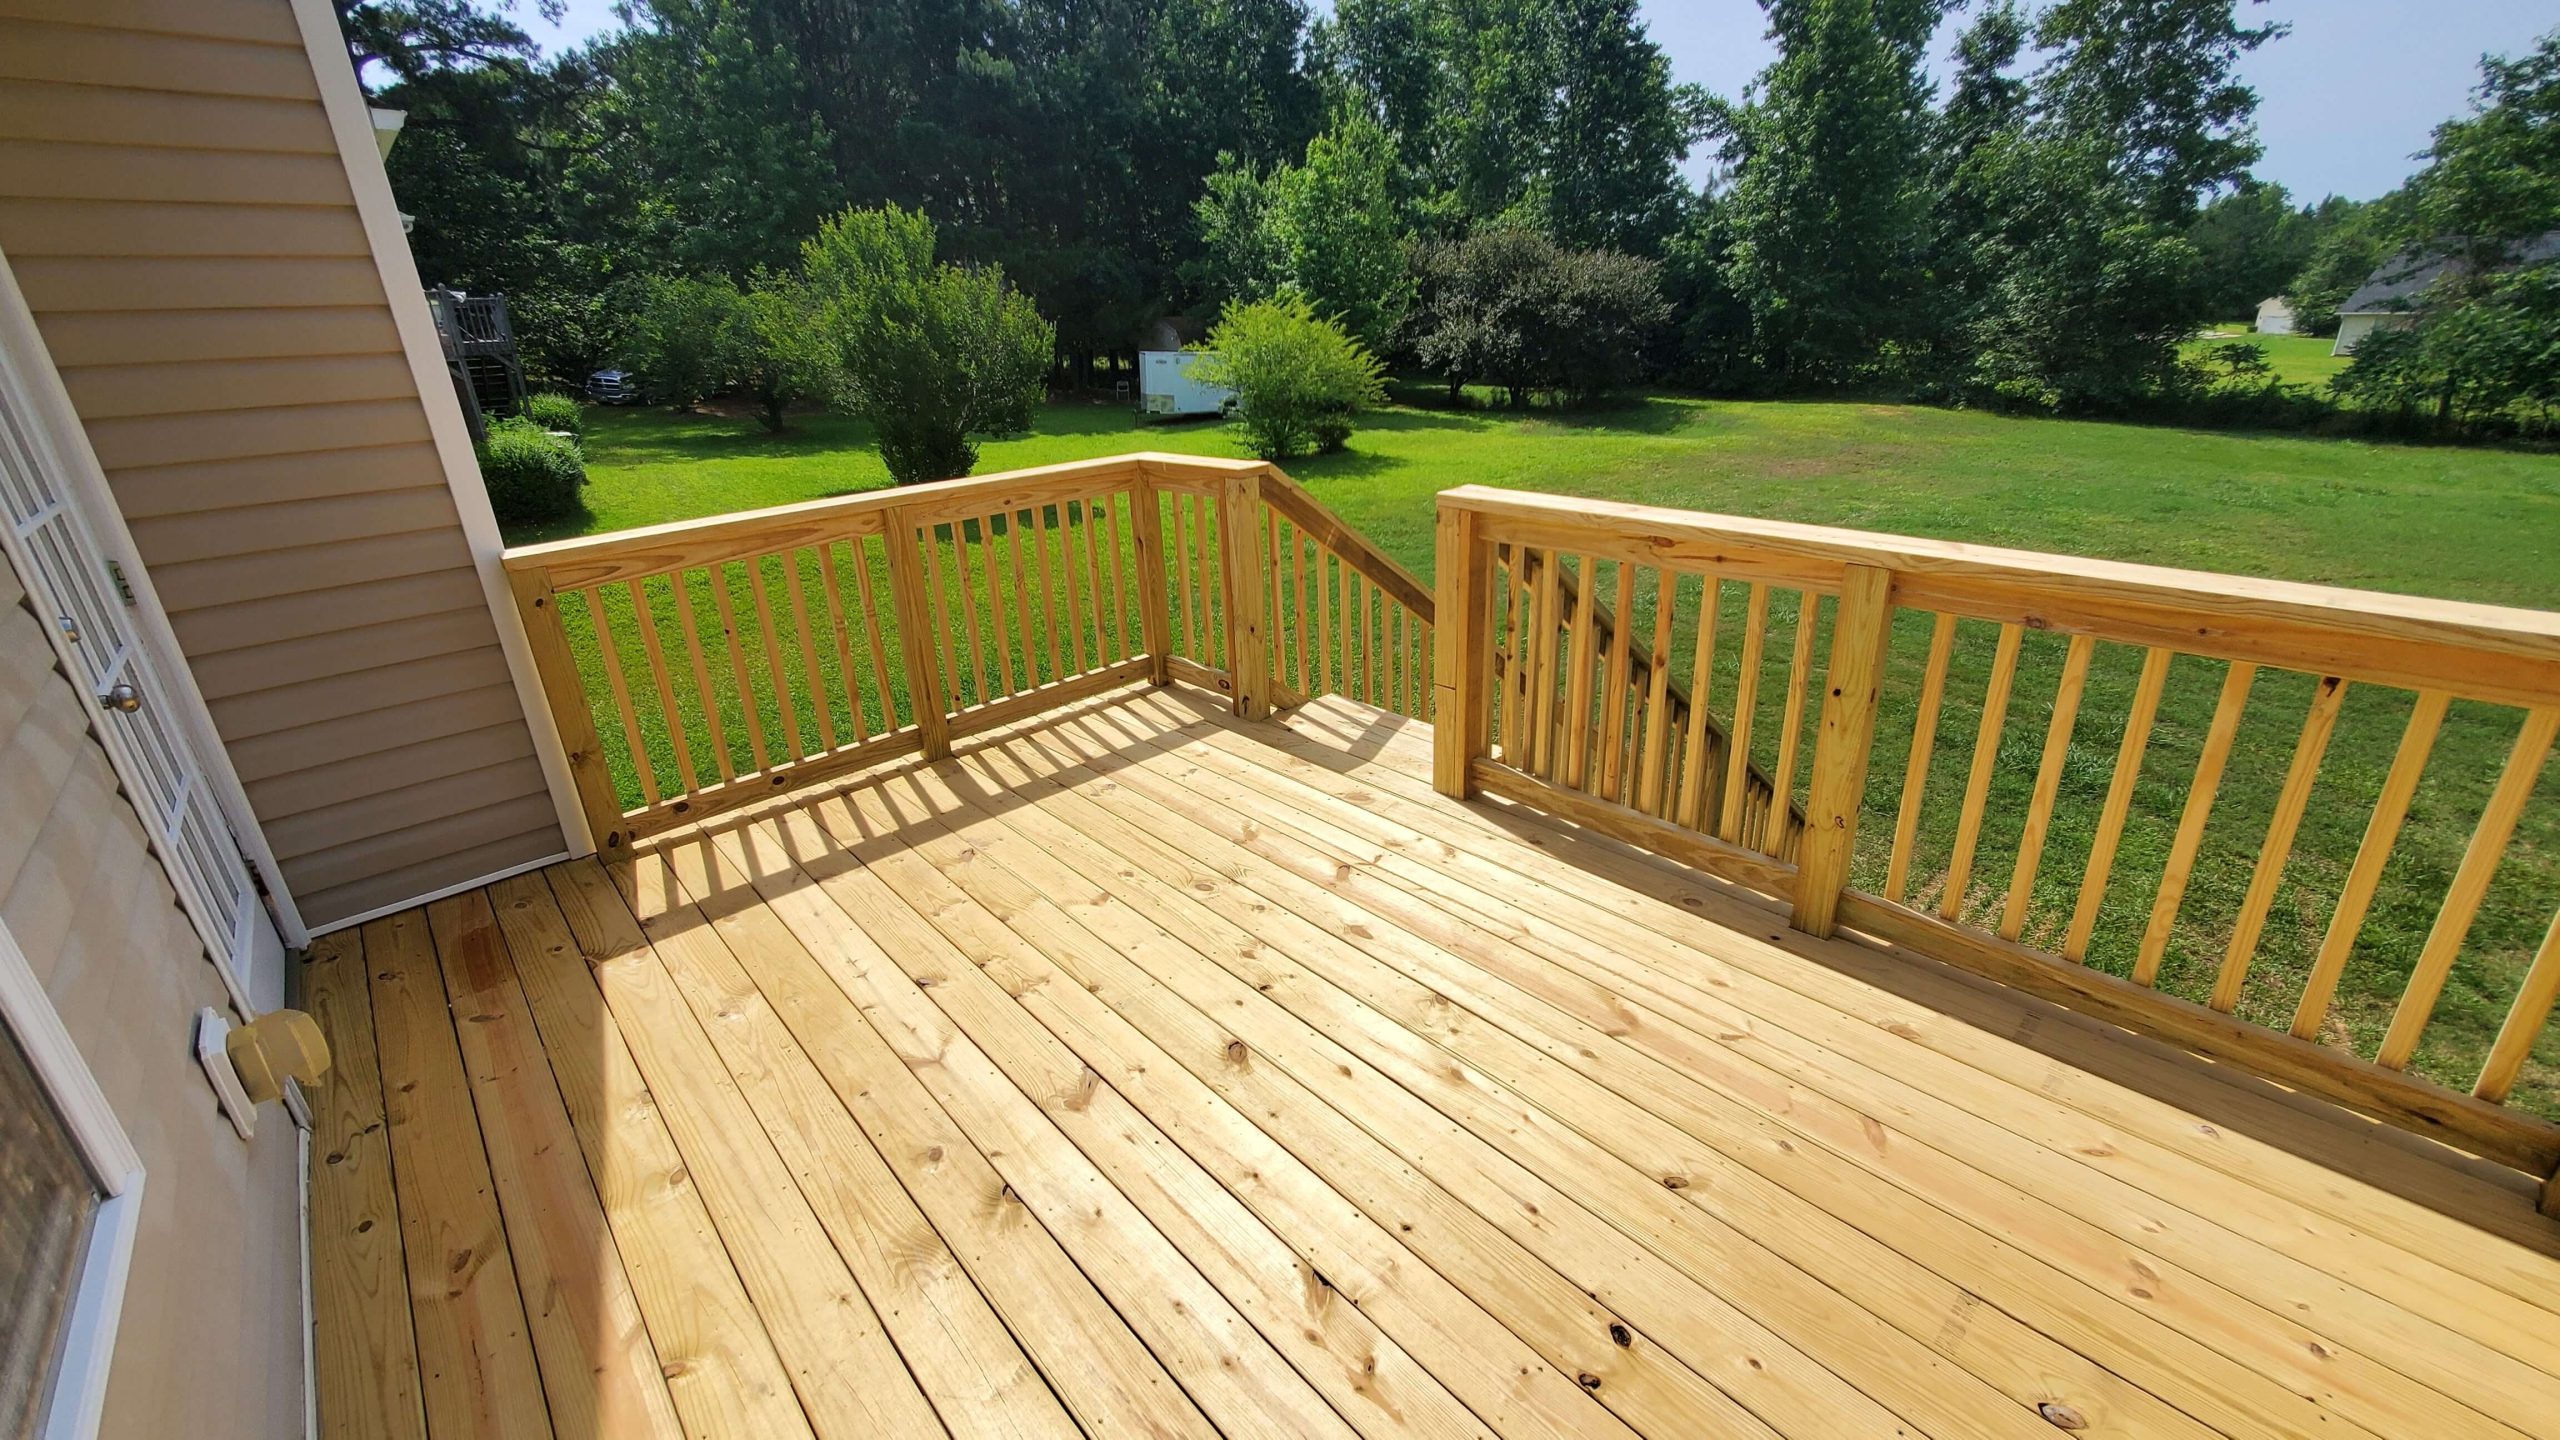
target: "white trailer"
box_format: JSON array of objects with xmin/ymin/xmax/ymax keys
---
[{"xmin": 1136, "ymin": 350, "xmax": 1236, "ymax": 419}]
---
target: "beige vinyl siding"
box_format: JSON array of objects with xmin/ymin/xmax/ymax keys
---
[
  {"xmin": 1, "ymin": 548, "xmax": 304, "ymax": 1440},
  {"xmin": 0, "ymin": 0, "xmax": 563, "ymax": 927}
]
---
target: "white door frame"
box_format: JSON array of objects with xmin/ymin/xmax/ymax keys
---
[
  {"xmin": 0, "ymin": 914, "xmax": 144, "ymax": 1440},
  {"xmin": 0, "ymin": 250, "xmax": 298, "ymax": 1002}
]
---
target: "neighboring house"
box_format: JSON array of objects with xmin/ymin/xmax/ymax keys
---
[
  {"xmin": 2253, "ymin": 296, "xmax": 2296, "ymax": 335},
  {"xmin": 2332, "ymin": 228, "xmax": 2560, "ymax": 354},
  {"xmin": 0, "ymin": 1, "xmax": 578, "ymax": 1434}
]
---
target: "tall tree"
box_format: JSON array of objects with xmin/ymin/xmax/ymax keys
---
[
  {"xmin": 1540, "ymin": 0, "xmax": 1707, "ymax": 252},
  {"xmin": 2187, "ymin": 180, "xmax": 2317, "ymax": 320},
  {"xmin": 1194, "ymin": 113, "xmax": 1415, "ymax": 351},
  {"xmin": 1718, "ymin": 0, "xmax": 1945, "ymax": 384},
  {"xmin": 2033, "ymin": 0, "xmax": 2285, "ymax": 223}
]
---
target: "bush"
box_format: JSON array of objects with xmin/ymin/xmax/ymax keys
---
[
  {"xmin": 1406, "ymin": 227, "xmax": 1668, "ymax": 407},
  {"xmin": 522, "ymin": 392, "xmax": 584, "ymax": 439},
  {"xmin": 477, "ymin": 417, "xmax": 585, "ymax": 525},
  {"xmin": 1193, "ymin": 295, "xmax": 1386, "ymax": 461},
  {"xmin": 632, "ymin": 275, "xmax": 743, "ymax": 406},
  {"xmin": 802, "ymin": 205, "xmax": 1054, "ymax": 484}
]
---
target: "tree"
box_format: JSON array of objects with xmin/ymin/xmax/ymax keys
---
[
  {"xmin": 1194, "ymin": 113, "xmax": 1416, "ymax": 352},
  {"xmin": 802, "ymin": 207, "xmax": 1056, "ymax": 484},
  {"xmin": 2188, "ymin": 180, "xmax": 2318, "ymax": 320},
  {"xmin": 1538, "ymin": 0, "xmax": 1709, "ymax": 252},
  {"xmin": 2032, "ymin": 0, "xmax": 2285, "ymax": 224},
  {"xmin": 632, "ymin": 275, "xmax": 745, "ymax": 406},
  {"xmin": 1192, "ymin": 296, "xmax": 1387, "ymax": 459},
  {"xmin": 1408, "ymin": 226, "xmax": 1668, "ymax": 404},
  {"xmin": 730, "ymin": 273, "xmax": 831, "ymax": 431},
  {"xmin": 1717, "ymin": 0, "xmax": 1942, "ymax": 385}
]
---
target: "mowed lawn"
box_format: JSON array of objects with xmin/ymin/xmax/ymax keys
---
[
  {"xmin": 516, "ymin": 395, "xmax": 2560, "ymax": 1116},
  {"xmin": 2186, "ymin": 324, "xmax": 2354, "ymax": 391}
]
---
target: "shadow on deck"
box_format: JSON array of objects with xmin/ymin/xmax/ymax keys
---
[{"xmin": 303, "ymin": 683, "xmax": 2560, "ymax": 1440}]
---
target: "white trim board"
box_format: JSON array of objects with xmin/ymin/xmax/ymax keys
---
[
  {"xmin": 0, "ymin": 914, "xmax": 143, "ymax": 1440},
  {"xmin": 287, "ymin": 0, "xmax": 593, "ymax": 860},
  {"xmin": 304, "ymin": 847, "xmax": 572, "ymax": 938}
]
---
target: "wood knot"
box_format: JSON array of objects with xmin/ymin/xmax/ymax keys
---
[
  {"xmin": 1607, "ymin": 1323, "xmax": 1632, "ymax": 1347},
  {"xmin": 1576, "ymin": 1373, "xmax": 1602, "ymax": 1391},
  {"xmin": 1224, "ymin": 1040, "xmax": 1249, "ymax": 1064},
  {"xmin": 2037, "ymin": 1401, "xmax": 2087, "ymax": 1430}
]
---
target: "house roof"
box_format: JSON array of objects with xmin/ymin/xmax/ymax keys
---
[{"xmin": 2340, "ymin": 229, "xmax": 2560, "ymax": 315}]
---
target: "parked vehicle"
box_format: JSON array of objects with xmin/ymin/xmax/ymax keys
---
[
  {"xmin": 1135, "ymin": 349, "xmax": 1235, "ymax": 419},
  {"xmin": 586, "ymin": 369, "xmax": 645, "ymax": 405}
]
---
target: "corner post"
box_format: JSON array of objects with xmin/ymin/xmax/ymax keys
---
[
  {"xmin": 504, "ymin": 563, "xmax": 623, "ymax": 853},
  {"xmin": 1790, "ymin": 562, "xmax": 1894, "ymax": 938},
  {"xmin": 880, "ymin": 504, "xmax": 953, "ymax": 760},
  {"xmin": 1432, "ymin": 499, "xmax": 1494, "ymax": 799},
  {"xmin": 1128, "ymin": 467, "xmax": 1173, "ymax": 685},
  {"xmin": 1217, "ymin": 468, "xmax": 1271, "ymax": 719}
]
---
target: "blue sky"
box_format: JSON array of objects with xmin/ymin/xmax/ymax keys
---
[{"xmin": 519, "ymin": 0, "xmax": 2553, "ymax": 204}]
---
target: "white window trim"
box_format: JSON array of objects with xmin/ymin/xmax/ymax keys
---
[
  {"xmin": 0, "ymin": 915, "xmax": 144, "ymax": 1440},
  {"xmin": 287, "ymin": 0, "xmax": 595, "ymax": 859},
  {"xmin": 0, "ymin": 253, "xmax": 305, "ymax": 956}
]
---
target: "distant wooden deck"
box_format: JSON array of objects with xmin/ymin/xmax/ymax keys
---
[{"xmin": 305, "ymin": 684, "xmax": 2560, "ymax": 1440}]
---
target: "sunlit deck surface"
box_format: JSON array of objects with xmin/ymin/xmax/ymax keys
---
[{"xmin": 305, "ymin": 684, "xmax": 2560, "ymax": 1440}]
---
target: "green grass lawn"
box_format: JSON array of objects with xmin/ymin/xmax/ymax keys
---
[
  {"xmin": 2186, "ymin": 325, "xmax": 2353, "ymax": 391},
  {"xmin": 518, "ymin": 395, "xmax": 2560, "ymax": 1117}
]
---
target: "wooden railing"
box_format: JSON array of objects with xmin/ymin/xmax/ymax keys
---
[
  {"xmin": 1433, "ymin": 485, "xmax": 2560, "ymax": 1198},
  {"xmin": 502, "ymin": 453, "xmax": 1434, "ymax": 851}
]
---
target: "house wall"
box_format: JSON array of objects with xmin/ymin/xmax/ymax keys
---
[
  {"xmin": 1, "ymin": 547, "xmax": 304, "ymax": 1438},
  {"xmin": 0, "ymin": 0, "xmax": 564, "ymax": 928},
  {"xmin": 2332, "ymin": 312, "xmax": 2412, "ymax": 356}
]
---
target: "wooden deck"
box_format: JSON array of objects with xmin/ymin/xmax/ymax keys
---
[{"xmin": 304, "ymin": 684, "xmax": 2560, "ymax": 1440}]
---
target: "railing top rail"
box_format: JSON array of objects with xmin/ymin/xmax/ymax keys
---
[
  {"xmin": 1441, "ymin": 484, "xmax": 2560, "ymax": 709},
  {"xmin": 500, "ymin": 453, "xmax": 1244, "ymax": 590}
]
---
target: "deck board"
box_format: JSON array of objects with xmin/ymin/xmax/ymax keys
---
[{"xmin": 308, "ymin": 684, "xmax": 2560, "ymax": 1440}]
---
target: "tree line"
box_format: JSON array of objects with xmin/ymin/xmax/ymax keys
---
[{"xmin": 352, "ymin": 0, "xmax": 2558, "ymax": 437}]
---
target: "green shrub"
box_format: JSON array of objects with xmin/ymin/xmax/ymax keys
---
[
  {"xmin": 522, "ymin": 392, "xmax": 584, "ymax": 438},
  {"xmin": 478, "ymin": 417, "xmax": 586, "ymax": 525},
  {"xmin": 1193, "ymin": 295, "xmax": 1386, "ymax": 461}
]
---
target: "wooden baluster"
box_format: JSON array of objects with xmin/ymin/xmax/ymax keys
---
[
  {"xmin": 1675, "ymin": 576, "xmax": 1722, "ymax": 830},
  {"xmin": 1079, "ymin": 497, "xmax": 1111, "ymax": 664},
  {"xmin": 1335, "ymin": 551, "xmax": 1354, "ymax": 701},
  {"xmin": 745, "ymin": 555, "xmax": 804, "ymax": 759},
  {"xmin": 2000, "ymin": 633, "xmax": 2097, "ymax": 941},
  {"xmin": 580, "ymin": 586, "xmax": 659, "ymax": 805},
  {"xmin": 2378, "ymin": 706, "xmax": 2560, "ymax": 1068},
  {"xmin": 1529, "ymin": 548, "xmax": 1563, "ymax": 779},
  {"xmin": 2292, "ymin": 690, "xmax": 2448, "ymax": 1035},
  {"xmin": 2063, "ymin": 646, "xmax": 2172, "ymax": 961},
  {"xmin": 848, "ymin": 537, "xmax": 898, "ymax": 731},
  {"xmin": 922, "ymin": 525, "xmax": 963, "ymax": 717},
  {"xmin": 1294, "ymin": 530, "xmax": 1313, "ymax": 697},
  {"xmin": 881, "ymin": 508, "xmax": 951, "ymax": 758},
  {"xmin": 1763, "ymin": 590, "xmax": 1820, "ymax": 855},
  {"xmin": 1170, "ymin": 495, "xmax": 1198, "ymax": 659},
  {"xmin": 1715, "ymin": 583, "xmax": 1770, "ymax": 843},
  {"xmin": 1499, "ymin": 555, "xmax": 1529, "ymax": 763},
  {"xmin": 669, "ymin": 575, "xmax": 734, "ymax": 781},
  {"xmin": 979, "ymin": 518, "xmax": 1016, "ymax": 698},
  {"xmin": 1432, "ymin": 502, "xmax": 1492, "ymax": 798},
  {"xmin": 1060, "ymin": 501, "xmax": 1093, "ymax": 675},
  {"xmin": 1032, "ymin": 503, "xmax": 1065, "ymax": 680},
  {"xmin": 1362, "ymin": 572, "xmax": 1380, "ymax": 706},
  {"xmin": 1421, "ymin": 626, "xmax": 1434, "ymax": 722},
  {"xmin": 1006, "ymin": 513, "xmax": 1038, "ymax": 685},
  {"xmin": 1105, "ymin": 493, "xmax": 1134, "ymax": 661},
  {"xmin": 1940, "ymin": 622, "xmax": 2024, "ymax": 923},
  {"xmin": 1597, "ymin": 561, "xmax": 1637, "ymax": 800},
  {"xmin": 785, "ymin": 552, "xmax": 839, "ymax": 751},
  {"xmin": 708, "ymin": 563, "xmax": 771, "ymax": 771},
  {"xmin": 1215, "ymin": 470, "xmax": 1269, "ymax": 719},
  {"xmin": 1127, "ymin": 480, "xmax": 1172, "ymax": 685},
  {"xmin": 1636, "ymin": 569, "xmax": 1676, "ymax": 817},
  {"xmin": 951, "ymin": 527, "xmax": 994, "ymax": 705},
  {"xmin": 1196, "ymin": 493, "xmax": 1223, "ymax": 670},
  {"xmin": 2478, "ymin": 905, "xmax": 2560, "ymax": 1102},
  {"xmin": 505, "ymin": 565, "xmax": 622, "ymax": 850},
  {"xmin": 2211, "ymin": 675, "xmax": 2349, "ymax": 1010},
  {"xmin": 2134, "ymin": 661, "xmax": 2258, "ymax": 986},
  {"xmin": 1790, "ymin": 565, "xmax": 1892, "ymax": 939},
  {"xmin": 627, "ymin": 578, "xmax": 698, "ymax": 793},
  {"xmin": 1265, "ymin": 508, "xmax": 1284, "ymax": 687},
  {"xmin": 815, "ymin": 545, "xmax": 870, "ymax": 745},
  {"xmin": 1885, "ymin": 612, "xmax": 1958, "ymax": 903},
  {"xmin": 1560, "ymin": 556, "xmax": 1602, "ymax": 790}
]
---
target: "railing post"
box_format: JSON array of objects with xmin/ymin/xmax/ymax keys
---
[
  {"xmin": 880, "ymin": 505, "xmax": 953, "ymax": 760},
  {"xmin": 1217, "ymin": 468, "xmax": 1271, "ymax": 719},
  {"xmin": 504, "ymin": 563, "xmax": 626, "ymax": 853},
  {"xmin": 1432, "ymin": 500, "xmax": 1494, "ymax": 799},
  {"xmin": 1128, "ymin": 470, "xmax": 1173, "ymax": 686},
  {"xmin": 1790, "ymin": 563, "xmax": 1894, "ymax": 938}
]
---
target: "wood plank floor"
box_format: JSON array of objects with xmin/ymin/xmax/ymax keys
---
[{"xmin": 305, "ymin": 683, "xmax": 2560, "ymax": 1440}]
